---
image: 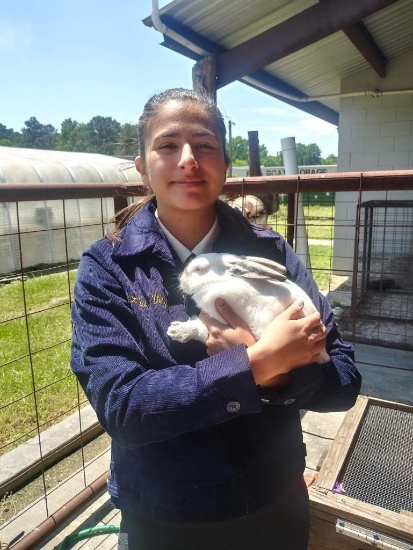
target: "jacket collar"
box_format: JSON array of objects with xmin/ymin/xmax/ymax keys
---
[
  {"xmin": 111, "ymin": 200, "xmax": 174, "ymax": 262},
  {"xmin": 111, "ymin": 198, "xmax": 266, "ymax": 261}
]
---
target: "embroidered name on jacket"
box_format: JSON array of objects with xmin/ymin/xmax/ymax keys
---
[{"xmin": 130, "ymin": 294, "xmax": 168, "ymax": 308}]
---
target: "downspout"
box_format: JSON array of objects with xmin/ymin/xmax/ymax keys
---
[
  {"xmin": 151, "ymin": 0, "xmax": 209, "ymax": 56},
  {"xmin": 243, "ymin": 76, "xmax": 413, "ymax": 103},
  {"xmin": 281, "ymin": 137, "xmax": 311, "ymax": 272}
]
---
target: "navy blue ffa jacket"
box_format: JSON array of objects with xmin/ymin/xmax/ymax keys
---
[{"xmin": 71, "ymin": 199, "xmax": 361, "ymax": 522}]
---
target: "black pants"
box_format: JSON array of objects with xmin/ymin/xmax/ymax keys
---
[{"xmin": 118, "ymin": 477, "xmax": 309, "ymax": 550}]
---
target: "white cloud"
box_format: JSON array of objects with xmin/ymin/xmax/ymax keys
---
[
  {"xmin": 0, "ymin": 21, "xmax": 32, "ymax": 52},
  {"xmin": 302, "ymin": 116, "xmax": 337, "ymax": 136}
]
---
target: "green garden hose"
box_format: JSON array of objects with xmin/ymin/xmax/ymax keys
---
[{"xmin": 57, "ymin": 525, "xmax": 120, "ymax": 550}]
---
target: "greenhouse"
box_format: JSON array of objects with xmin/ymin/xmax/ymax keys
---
[{"xmin": 0, "ymin": 147, "xmax": 141, "ymax": 275}]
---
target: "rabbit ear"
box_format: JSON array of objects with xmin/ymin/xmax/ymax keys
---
[{"xmin": 228, "ymin": 256, "xmax": 287, "ymax": 281}]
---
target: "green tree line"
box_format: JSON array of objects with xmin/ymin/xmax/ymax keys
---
[
  {"xmin": 230, "ymin": 136, "xmax": 337, "ymax": 166},
  {"xmin": 0, "ymin": 117, "xmax": 137, "ymax": 157},
  {"xmin": 0, "ymin": 117, "xmax": 337, "ymax": 165}
]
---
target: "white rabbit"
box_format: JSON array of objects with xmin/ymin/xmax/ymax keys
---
[{"xmin": 167, "ymin": 253, "xmax": 329, "ymax": 364}]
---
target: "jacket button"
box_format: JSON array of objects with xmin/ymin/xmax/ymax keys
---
[
  {"xmin": 227, "ymin": 401, "xmax": 241, "ymax": 413},
  {"xmin": 284, "ymin": 398, "xmax": 296, "ymax": 405}
]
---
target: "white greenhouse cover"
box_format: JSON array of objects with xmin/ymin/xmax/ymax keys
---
[{"xmin": 0, "ymin": 147, "xmax": 142, "ymax": 275}]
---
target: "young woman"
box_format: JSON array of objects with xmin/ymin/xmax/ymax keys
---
[{"xmin": 71, "ymin": 88, "xmax": 361, "ymax": 550}]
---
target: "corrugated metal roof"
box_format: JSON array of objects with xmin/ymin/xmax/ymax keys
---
[
  {"xmin": 145, "ymin": 0, "xmax": 413, "ymax": 121},
  {"xmin": 365, "ymin": 1, "xmax": 413, "ymax": 58},
  {"xmin": 159, "ymin": 0, "xmax": 315, "ymax": 46}
]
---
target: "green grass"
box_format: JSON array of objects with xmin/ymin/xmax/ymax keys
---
[
  {"xmin": 268, "ymin": 204, "xmax": 334, "ymax": 289},
  {"xmin": 309, "ymin": 245, "xmax": 333, "ymax": 289},
  {"xmin": 267, "ymin": 203, "xmax": 335, "ymax": 241},
  {"xmin": 0, "ymin": 205, "xmax": 335, "ymax": 454},
  {"xmin": 0, "ymin": 270, "xmax": 84, "ymax": 454}
]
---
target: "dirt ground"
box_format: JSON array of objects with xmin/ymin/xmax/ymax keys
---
[{"xmin": 0, "ymin": 432, "xmax": 111, "ymax": 525}]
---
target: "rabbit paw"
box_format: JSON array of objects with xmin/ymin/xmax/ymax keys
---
[{"xmin": 167, "ymin": 319, "xmax": 208, "ymax": 343}]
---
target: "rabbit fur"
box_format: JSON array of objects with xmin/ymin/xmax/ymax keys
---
[{"xmin": 167, "ymin": 253, "xmax": 329, "ymax": 364}]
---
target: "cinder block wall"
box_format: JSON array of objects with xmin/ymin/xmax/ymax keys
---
[{"xmin": 333, "ymin": 50, "xmax": 413, "ymax": 273}]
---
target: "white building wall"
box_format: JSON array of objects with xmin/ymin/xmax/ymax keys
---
[{"xmin": 334, "ymin": 50, "xmax": 413, "ymax": 274}]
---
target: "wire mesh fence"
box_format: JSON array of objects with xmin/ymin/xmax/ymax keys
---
[{"xmin": 1, "ymin": 172, "xmax": 413, "ymax": 547}]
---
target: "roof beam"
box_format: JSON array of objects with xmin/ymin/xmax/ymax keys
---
[
  {"xmin": 216, "ymin": 0, "xmax": 399, "ymax": 88},
  {"xmin": 162, "ymin": 33, "xmax": 339, "ymax": 124},
  {"xmin": 318, "ymin": 0, "xmax": 387, "ymax": 76},
  {"xmin": 342, "ymin": 21, "xmax": 387, "ymax": 76},
  {"xmin": 158, "ymin": 13, "xmax": 339, "ymax": 125}
]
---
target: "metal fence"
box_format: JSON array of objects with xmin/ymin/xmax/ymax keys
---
[{"xmin": 1, "ymin": 171, "xmax": 413, "ymax": 548}]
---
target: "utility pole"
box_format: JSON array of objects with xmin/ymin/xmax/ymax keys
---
[{"xmin": 228, "ymin": 120, "xmax": 236, "ymax": 177}]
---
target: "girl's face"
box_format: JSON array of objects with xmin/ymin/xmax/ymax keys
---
[{"xmin": 135, "ymin": 100, "xmax": 228, "ymax": 220}]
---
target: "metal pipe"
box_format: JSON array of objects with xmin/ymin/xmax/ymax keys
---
[
  {"xmin": 0, "ymin": 182, "xmax": 146, "ymax": 202},
  {"xmin": 9, "ymin": 471, "xmax": 109, "ymax": 550},
  {"xmin": 2, "ymin": 171, "xmax": 413, "ymax": 203},
  {"xmin": 242, "ymin": 75, "xmax": 413, "ymax": 103},
  {"xmin": 0, "ymin": 421, "xmax": 103, "ymax": 497},
  {"xmin": 151, "ymin": 0, "xmax": 208, "ymax": 56},
  {"xmin": 223, "ymin": 170, "xmax": 413, "ymax": 194},
  {"xmin": 228, "ymin": 120, "xmax": 235, "ymax": 177}
]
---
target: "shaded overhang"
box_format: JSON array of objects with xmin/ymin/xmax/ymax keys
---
[{"xmin": 143, "ymin": 0, "xmax": 413, "ymax": 125}]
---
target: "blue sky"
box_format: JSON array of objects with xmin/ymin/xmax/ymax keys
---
[{"xmin": 0, "ymin": 0, "xmax": 338, "ymax": 157}]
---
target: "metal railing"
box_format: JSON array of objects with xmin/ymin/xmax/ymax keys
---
[{"xmin": 1, "ymin": 170, "xmax": 413, "ymax": 548}]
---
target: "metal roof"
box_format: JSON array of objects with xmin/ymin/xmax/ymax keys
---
[{"xmin": 143, "ymin": 0, "xmax": 413, "ymax": 124}]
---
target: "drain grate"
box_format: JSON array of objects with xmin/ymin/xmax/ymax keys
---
[{"xmin": 339, "ymin": 403, "xmax": 413, "ymax": 513}]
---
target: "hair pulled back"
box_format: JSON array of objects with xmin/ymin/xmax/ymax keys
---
[
  {"xmin": 137, "ymin": 87, "xmax": 229, "ymax": 162},
  {"xmin": 107, "ymin": 88, "xmax": 229, "ymax": 241}
]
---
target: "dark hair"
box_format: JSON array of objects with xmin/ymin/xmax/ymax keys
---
[
  {"xmin": 107, "ymin": 88, "xmax": 229, "ymax": 241},
  {"xmin": 137, "ymin": 87, "xmax": 229, "ymax": 163}
]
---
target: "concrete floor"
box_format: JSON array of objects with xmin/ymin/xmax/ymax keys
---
[{"xmin": 1, "ymin": 342, "xmax": 412, "ymax": 550}]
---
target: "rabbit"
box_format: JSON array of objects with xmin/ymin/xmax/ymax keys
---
[
  {"xmin": 167, "ymin": 253, "xmax": 330, "ymax": 364},
  {"xmin": 226, "ymin": 195, "xmax": 266, "ymax": 220}
]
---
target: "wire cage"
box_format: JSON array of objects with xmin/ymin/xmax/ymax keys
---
[
  {"xmin": 353, "ymin": 200, "xmax": 413, "ymax": 350},
  {"xmin": 309, "ymin": 396, "xmax": 413, "ymax": 550}
]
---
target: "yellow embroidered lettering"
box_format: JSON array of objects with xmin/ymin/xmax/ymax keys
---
[
  {"xmin": 152, "ymin": 294, "xmax": 167, "ymax": 308},
  {"xmin": 130, "ymin": 296, "xmax": 149, "ymax": 307}
]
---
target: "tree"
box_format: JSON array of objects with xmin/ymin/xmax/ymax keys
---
[
  {"xmin": 4, "ymin": 115, "xmax": 334, "ymax": 165},
  {"xmin": 230, "ymin": 135, "xmax": 249, "ymax": 164},
  {"xmin": 295, "ymin": 142, "xmax": 322, "ymax": 165},
  {"xmin": 322, "ymin": 153, "xmax": 337, "ymax": 165},
  {"xmin": 21, "ymin": 117, "xmax": 57, "ymax": 150},
  {"xmin": 0, "ymin": 123, "xmax": 21, "ymax": 147},
  {"xmin": 229, "ymin": 136, "xmax": 271, "ymax": 166},
  {"xmin": 86, "ymin": 116, "xmax": 121, "ymax": 155},
  {"xmin": 114, "ymin": 123, "xmax": 138, "ymax": 157},
  {"xmin": 259, "ymin": 143, "xmax": 268, "ymax": 160},
  {"xmin": 54, "ymin": 117, "xmax": 126, "ymax": 155},
  {"xmin": 0, "ymin": 123, "xmax": 14, "ymax": 142},
  {"xmin": 262, "ymin": 152, "xmax": 284, "ymax": 166},
  {"xmin": 55, "ymin": 118, "xmax": 79, "ymax": 151}
]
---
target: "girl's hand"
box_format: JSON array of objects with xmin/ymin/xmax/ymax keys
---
[
  {"xmin": 201, "ymin": 298, "xmax": 326, "ymax": 387},
  {"xmin": 199, "ymin": 299, "xmax": 256, "ymax": 356},
  {"xmin": 247, "ymin": 299, "xmax": 327, "ymax": 386}
]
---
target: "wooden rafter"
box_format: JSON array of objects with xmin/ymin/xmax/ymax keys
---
[
  {"xmin": 343, "ymin": 21, "xmax": 387, "ymax": 77},
  {"xmin": 318, "ymin": 0, "xmax": 387, "ymax": 76},
  {"xmin": 215, "ymin": 0, "xmax": 398, "ymax": 87}
]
